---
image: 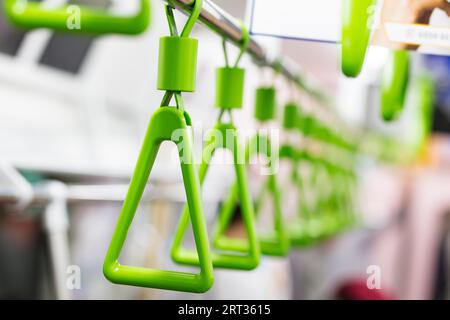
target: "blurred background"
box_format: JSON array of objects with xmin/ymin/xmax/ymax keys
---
[{"xmin": 0, "ymin": 0, "xmax": 449, "ymax": 300}]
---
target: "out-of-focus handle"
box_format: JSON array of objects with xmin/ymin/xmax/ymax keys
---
[
  {"xmin": 341, "ymin": 0, "xmax": 376, "ymax": 77},
  {"xmin": 4, "ymin": 0, "xmax": 151, "ymax": 35},
  {"xmin": 381, "ymin": 50, "xmax": 410, "ymax": 121}
]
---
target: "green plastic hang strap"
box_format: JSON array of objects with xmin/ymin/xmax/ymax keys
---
[
  {"xmin": 294, "ymin": 152, "xmax": 341, "ymax": 241},
  {"xmin": 313, "ymin": 158, "xmax": 349, "ymax": 238},
  {"xmin": 321, "ymin": 169, "xmax": 350, "ymax": 235},
  {"xmin": 103, "ymin": 107, "xmax": 213, "ymax": 293},
  {"xmin": 4, "ymin": 0, "xmax": 151, "ymax": 35},
  {"xmin": 104, "ymin": 0, "xmax": 213, "ymax": 293},
  {"xmin": 381, "ymin": 50, "xmax": 410, "ymax": 122},
  {"xmin": 280, "ymin": 107, "xmax": 312, "ymax": 246},
  {"xmin": 215, "ymin": 22, "xmax": 249, "ymax": 109},
  {"xmin": 278, "ymin": 147, "xmax": 323, "ymax": 247},
  {"xmin": 171, "ymin": 23, "xmax": 261, "ymax": 270},
  {"xmin": 333, "ymin": 171, "xmax": 357, "ymax": 230},
  {"xmin": 171, "ymin": 123, "xmax": 261, "ymax": 270},
  {"xmin": 215, "ymin": 134, "xmax": 290, "ymax": 257},
  {"xmin": 287, "ymin": 155, "xmax": 317, "ymax": 247},
  {"xmin": 341, "ymin": 0, "xmax": 376, "ymax": 77}
]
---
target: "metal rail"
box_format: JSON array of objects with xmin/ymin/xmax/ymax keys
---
[
  {"xmin": 164, "ymin": 0, "xmax": 356, "ymax": 145},
  {"xmin": 165, "ymin": 0, "xmax": 331, "ymax": 105}
]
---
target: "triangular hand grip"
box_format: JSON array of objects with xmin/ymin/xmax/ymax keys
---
[
  {"xmin": 103, "ymin": 107, "xmax": 214, "ymax": 293},
  {"xmin": 282, "ymin": 152, "xmax": 316, "ymax": 248},
  {"xmin": 341, "ymin": 0, "xmax": 375, "ymax": 77},
  {"xmin": 299, "ymin": 151, "xmax": 342, "ymax": 240},
  {"xmin": 330, "ymin": 172, "xmax": 356, "ymax": 231},
  {"xmin": 319, "ymin": 170, "xmax": 348, "ymax": 236},
  {"xmin": 4, "ymin": 0, "xmax": 150, "ymax": 35},
  {"xmin": 171, "ymin": 123, "xmax": 260, "ymax": 270},
  {"xmin": 304, "ymin": 158, "xmax": 344, "ymax": 240},
  {"xmin": 215, "ymin": 134, "xmax": 290, "ymax": 257},
  {"xmin": 381, "ymin": 50, "xmax": 410, "ymax": 122}
]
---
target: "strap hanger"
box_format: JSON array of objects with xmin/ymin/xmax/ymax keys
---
[
  {"xmin": 292, "ymin": 150, "xmax": 327, "ymax": 243},
  {"xmin": 381, "ymin": 50, "xmax": 410, "ymax": 121},
  {"xmin": 215, "ymin": 82, "xmax": 290, "ymax": 257},
  {"xmin": 4, "ymin": 0, "xmax": 151, "ymax": 35},
  {"xmin": 341, "ymin": 0, "xmax": 376, "ymax": 77},
  {"xmin": 293, "ymin": 114, "xmax": 347, "ymax": 243},
  {"xmin": 306, "ymin": 156, "xmax": 337, "ymax": 240},
  {"xmin": 289, "ymin": 152, "xmax": 317, "ymax": 247},
  {"xmin": 319, "ymin": 163, "xmax": 347, "ymax": 237},
  {"xmin": 103, "ymin": 0, "xmax": 216, "ymax": 293},
  {"xmin": 279, "ymin": 104, "xmax": 318, "ymax": 247},
  {"xmin": 171, "ymin": 23, "xmax": 261, "ymax": 271},
  {"xmin": 312, "ymin": 155, "xmax": 357, "ymax": 237},
  {"xmin": 333, "ymin": 170, "xmax": 357, "ymax": 231}
]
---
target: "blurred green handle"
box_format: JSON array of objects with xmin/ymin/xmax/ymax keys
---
[
  {"xmin": 381, "ymin": 50, "xmax": 410, "ymax": 122},
  {"xmin": 341, "ymin": 0, "xmax": 376, "ymax": 77},
  {"xmin": 4, "ymin": 0, "xmax": 151, "ymax": 35}
]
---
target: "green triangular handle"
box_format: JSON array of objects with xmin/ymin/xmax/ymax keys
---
[
  {"xmin": 327, "ymin": 174, "xmax": 350, "ymax": 231},
  {"xmin": 322, "ymin": 169, "xmax": 351, "ymax": 235},
  {"xmin": 212, "ymin": 179, "xmax": 252, "ymax": 252},
  {"xmin": 381, "ymin": 50, "xmax": 410, "ymax": 122},
  {"xmin": 103, "ymin": 107, "xmax": 214, "ymax": 293},
  {"xmin": 171, "ymin": 123, "xmax": 261, "ymax": 270},
  {"xmin": 4, "ymin": 0, "xmax": 151, "ymax": 35},
  {"xmin": 295, "ymin": 153, "xmax": 337, "ymax": 241},
  {"xmin": 314, "ymin": 163, "xmax": 350, "ymax": 239},
  {"xmin": 215, "ymin": 134, "xmax": 290, "ymax": 257},
  {"xmin": 341, "ymin": 0, "xmax": 376, "ymax": 77},
  {"xmin": 286, "ymin": 157, "xmax": 317, "ymax": 248}
]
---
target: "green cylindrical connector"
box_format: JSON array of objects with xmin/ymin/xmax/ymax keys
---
[
  {"xmin": 157, "ymin": 36, "xmax": 198, "ymax": 92},
  {"xmin": 254, "ymin": 87, "xmax": 276, "ymax": 122},
  {"xmin": 283, "ymin": 102, "xmax": 298, "ymax": 129},
  {"xmin": 215, "ymin": 67, "xmax": 245, "ymax": 109}
]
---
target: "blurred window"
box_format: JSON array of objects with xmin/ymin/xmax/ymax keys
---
[{"xmin": 39, "ymin": 0, "xmax": 111, "ymax": 74}]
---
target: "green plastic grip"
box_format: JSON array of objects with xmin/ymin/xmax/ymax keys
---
[
  {"xmin": 103, "ymin": 107, "xmax": 214, "ymax": 293},
  {"xmin": 289, "ymin": 160, "xmax": 317, "ymax": 247},
  {"xmin": 216, "ymin": 134, "xmax": 290, "ymax": 257},
  {"xmin": 291, "ymin": 151, "xmax": 347, "ymax": 243},
  {"xmin": 157, "ymin": 36, "xmax": 198, "ymax": 92},
  {"xmin": 254, "ymin": 87, "xmax": 277, "ymax": 122},
  {"xmin": 171, "ymin": 123, "xmax": 260, "ymax": 270},
  {"xmin": 103, "ymin": 0, "xmax": 209, "ymax": 293},
  {"xmin": 381, "ymin": 50, "xmax": 410, "ymax": 122},
  {"xmin": 3, "ymin": 0, "xmax": 151, "ymax": 35},
  {"xmin": 215, "ymin": 67, "xmax": 245, "ymax": 109},
  {"xmin": 341, "ymin": 0, "xmax": 375, "ymax": 77},
  {"xmin": 278, "ymin": 147, "xmax": 317, "ymax": 247}
]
